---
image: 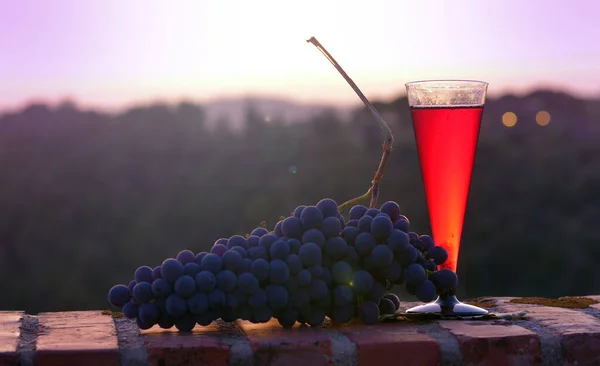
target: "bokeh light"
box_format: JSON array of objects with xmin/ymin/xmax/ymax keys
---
[
  {"xmin": 502, "ymin": 112, "xmax": 518, "ymax": 127},
  {"xmin": 536, "ymin": 110, "xmax": 551, "ymax": 126}
]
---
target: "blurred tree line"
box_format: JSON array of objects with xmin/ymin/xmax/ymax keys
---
[{"xmin": 0, "ymin": 90, "xmax": 599, "ymax": 313}]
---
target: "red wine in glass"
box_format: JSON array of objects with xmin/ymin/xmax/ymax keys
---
[
  {"xmin": 411, "ymin": 105, "xmax": 483, "ymax": 273},
  {"xmin": 405, "ymin": 80, "xmax": 488, "ymax": 316}
]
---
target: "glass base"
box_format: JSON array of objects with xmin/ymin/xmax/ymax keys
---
[{"xmin": 406, "ymin": 295, "xmax": 489, "ymax": 316}]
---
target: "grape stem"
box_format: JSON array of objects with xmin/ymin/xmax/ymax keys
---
[
  {"xmin": 307, "ymin": 37, "xmax": 395, "ymax": 209},
  {"xmin": 338, "ymin": 187, "xmax": 372, "ymax": 212}
]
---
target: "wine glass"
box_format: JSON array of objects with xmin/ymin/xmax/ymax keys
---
[{"xmin": 405, "ymin": 80, "xmax": 489, "ymax": 316}]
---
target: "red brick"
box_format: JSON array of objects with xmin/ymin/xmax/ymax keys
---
[
  {"xmin": 439, "ymin": 321, "xmax": 542, "ymax": 365},
  {"xmin": 497, "ymin": 301, "xmax": 600, "ymax": 365},
  {"xmin": 340, "ymin": 322, "xmax": 440, "ymax": 366},
  {"xmin": 238, "ymin": 318, "xmax": 333, "ymax": 366},
  {"xmin": 142, "ymin": 322, "xmax": 230, "ymax": 366},
  {"xmin": 0, "ymin": 311, "xmax": 22, "ymax": 366},
  {"xmin": 36, "ymin": 311, "xmax": 119, "ymax": 366}
]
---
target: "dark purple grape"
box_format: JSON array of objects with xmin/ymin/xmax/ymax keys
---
[
  {"xmin": 152, "ymin": 266, "xmax": 162, "ymax": 281},
  {"xmin": 299, "ymin": 242, "xmax": 322, "ymax": 267},
  {"xmin": 419, "ymin": 235, "xmax": 435, "ymax": 251},
  {"xmin": 387, "ymin": 230, "xmax": 410, "ymax": 253},
  {"xmin": 285, "ymin": 254, "xmax": 303, "ymax": 275},
  {"xmin": 274, "ymin": 220, "xmax": 284, "ymax": 237},
  {"xmin": 230, "ymin": 246, "xmax": 247, "ymax": 258},
  {"xmin": 370, "ymin": 245, "xmax": 394, "ymax": 268},
  {"xmin": 308, "ymin": 264, "xmax": 324, "ymax": 278},
  {"xmin": 200, "ymin": 254, "xmax": 222, "ymax": 275},
  {"xmin": 370, "ymin": 215, "xmax": 394, "ymax": 241},
  {"xmin": 341, "ymin": 226, "xmax": 359, "ymax": 246},
  {"xmin": 134, "ymin": 266, "xmax": 153, "ymax": 284},
  {"xmin": 258, "ymin": 234, "xmax": 279, "ymax": 253},
  {"xmin": 151, "ymin": 278, "xmax": 172, "ymax": 298},
  {"xmin": 165, "ymin": 294, "xmax": 187, "ymax": 317},
  {"xmin": 136, "ymin": 317, "xmax": 154, "ymax": 330},
  {"xmin": 122, "ymin": 301, "xmax": 139, "ymax": 319},
  {"xmin": 282, "ymin": 217, "xmax": 304, "ymax": 239},
  {"xmin": 349, "ymin": 205, "xmax": 368, "ymax": 220},
  {"xmin": 132, "ymin": 282, "xmax": 153, "ymax": 303},
  {"xmin": 380, "ymin": 201, "xmax": 401, "ymax": 223},
  {"xmin": 175, "ymin": 314, "xmax": 196, "ymax": 332},
  {"xmin": 346, "ymin": 219, "xmax": 359, "ymax": 228},
  {"xmin": 416, "ymin": 279, "xmax": 438, "ymax": 303},
  {"xmin": 246, "ymin": 235, "xmax": 260, "ymax": 248},
  {"xmin": 307, "ymin": 308, "xmax": 327, "ymax": 327},
  {"xmin": 300, "ymin": 206, "xmax": 324, "ymax": 229},
  {"xmin": 214, "ymin": 238, "xmax": 228, "ymax": 246},
  {"xmin": 195, "ymin": 271, "xmax": 217, "ymax": 292},
  {"xmin": 210, "ymin": 244, "xmax": 228, "ymax": 257},
  {"xmin": 345, "ymin": 246, "xmax": 360, "ymax": 268},
  {"xmin": 174, "ymin": 275, "xmax": 197, "ymax": 298},
  {"xmin": 277, "ymin": 308, "xmax": 299, "ymax": 328},
  {"xmin": 268, "ymin": 259, "xmax": 290, "ymax": 284},
  {"xmin": 325, "ymin": 237, "xmax": 348, "ymax": 260},
  {"xmin": 138, "ymin": 302, "xmax": 160, "ymax": 324},
  {"xmin": 296, "ymin": 269, "xmax": 312, "ymax": 288},
  {"xmin": 430, "ymin": 269, "xmax": 458, "ymax": 293},
  {"xmin": 237, "ymin": 273, "xmax": 260, "ymax": 295},
  {"xmin": 183, "ymin": 263, "xmax": 202, "ymax": 278},
  {"xmin": 108, "ymin": 285, "xmax": 131, "ymax": 307},
  {"xmin": 383, "ymin": 293, "xmax": 401, "ymax": 310},
  {"xmin": 393, "ymin": 218, "xmax": 410, "ymax": 233},
  {"xmin": 358, "ymin": 215, "xmax": 374, "ymax": 233},
  {"xmin": 381, "ymin": 260, "xmax": 403, "ymax": 282},
  {"xmin": 427, "ymin": 246, "xmax": 449, "ymax": 265},
  {"xmin": 365, "ymin": 208, "xmax": 381, "ymax": 218},
  {"xmin": 270, "ymin": 239, "xmax": 290, "ymax": 260},
  {"xmin": 378, "ymin": 298, "xmax": 396, "ymax": 315},
  {"xmin": 355, "ymin": 232, "xmax": 376, "ymax": 257},
  {"xmin": 316, "ymin": 198, "xmax": 339, "ymax": 218},
  {"xmin": 195, "ymin": 252, "xmax": 208, "ymax": 266},
  {"xmin": 331, "ymin": 261, "xmax": 353, "ymax": 285},
  {"xmin": 266, "ymin": 284, "xmax": 289, "ymax": 310},
  {"xmin": 287, "ymin": 238, "xmax": 302, "ymax": 254},
  {"xmin": 293, "ymin": 205, "xmax": 307, "ymax": 218},
  {"xmin": 176, "ymin": 250, "xmax": 196, "ymax": 265},
  {"xmin": 301, "ymin": 229, "xmax": 326, "ymax": 247},
  {"xmin": 227, "ymin": 235, "xmax": 248, "ymax": 249},
  {"xmin": 251, "ymin": 258, "xmax": 269, "ymax": 282},
  {"xmin": 366, "ymin": 280, "xmax": 385, "ymax": 302},
  {"xmin": 333, "ymin": 285, "xmax": 354, "ymax": 306},
  {"xmin": 322, "ymin": 216, "xmax": 342, "ymax": 238},
  {"xmin": 216, "ymin": 270, "xmax": 237, "ymax": 293},
  {"xmin": 352, "ymin": 270, "xmax": 374, "ymax": 295},
  {"xmin": 359, "ymin": 301, "xmax": 379, "ymax": 325},
  {"xmin": 251, "ymin": 227, "xmax": 269, "ymax": 237},
  {"xmin": 404, "ymin": 263, "xmax": 427, "ymax": 286},
  {"xmin": 397, "ymin": 245, "xmax": 419, "ymax": 266}
]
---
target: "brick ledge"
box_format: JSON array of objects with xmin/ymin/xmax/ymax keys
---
[{"xmin": 1, "ymin": 296, "xmax": 600, "ymax": 366}]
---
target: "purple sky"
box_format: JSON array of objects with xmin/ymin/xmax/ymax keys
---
[{"xmin": 1, "ymin": 0, "xmax": 599, "ymax": 111}]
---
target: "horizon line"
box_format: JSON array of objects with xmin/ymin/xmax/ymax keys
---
[{"xmin": 1, "ymin": 84, "xmax": 598, "ymax": 116}]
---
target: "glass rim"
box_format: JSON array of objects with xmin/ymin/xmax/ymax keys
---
[{"xmin": 405, "ymin": 79, "xmax": 489, "ymax": 88}]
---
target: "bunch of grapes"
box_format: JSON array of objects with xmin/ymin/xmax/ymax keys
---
[{"xmin": 107, "ymin": 198, "xmax": 458, "ymax": 331}]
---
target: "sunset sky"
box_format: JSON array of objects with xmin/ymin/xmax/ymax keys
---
[{"xmin": 1, "ymin": 0, "xmax": 599, "ymax": 111}]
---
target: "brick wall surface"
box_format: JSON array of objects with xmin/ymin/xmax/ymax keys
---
[{"xmin": 1, "ymin": 296, "xmax": 600, "ymax": 366}]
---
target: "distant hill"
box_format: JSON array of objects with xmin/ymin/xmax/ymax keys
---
[{"xmin": 199, "ymin": 96, "xmax": 353, "ymax": 130}]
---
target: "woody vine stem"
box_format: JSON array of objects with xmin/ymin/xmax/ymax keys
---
[{"xmin": 307, "ymin": 37, "xmax": 395, "ymax": 210}]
